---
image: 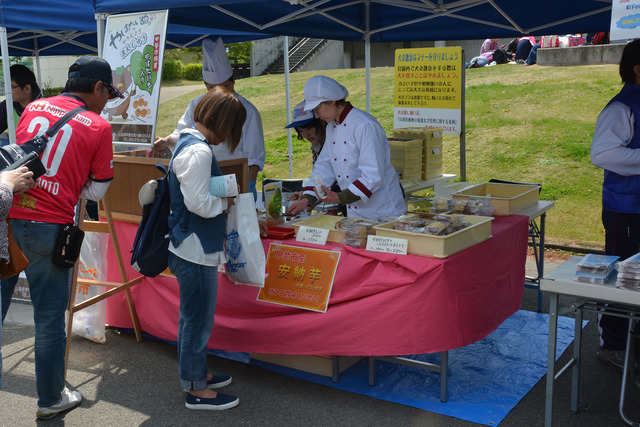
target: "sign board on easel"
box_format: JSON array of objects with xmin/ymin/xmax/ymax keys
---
[
  {"xmin": 101, "ymin": 10, "xmax": 168, "ymax": 147},
  {"xmin": 610, "ymin": 0, "xmax": 640, "ymax": 41}
]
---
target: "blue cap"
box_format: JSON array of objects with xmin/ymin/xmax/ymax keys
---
[{"xmin": 285, "ymin": 101, "xmax": 314, "ymax": 129}]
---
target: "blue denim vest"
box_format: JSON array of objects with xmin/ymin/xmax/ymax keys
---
[
  {"xmin": 168, "ymin": 133, "xmax": 226, "ymax": 253},
  {"xmin": 602, "ymin": 84, "xmax": 640, "ymax": 213}
]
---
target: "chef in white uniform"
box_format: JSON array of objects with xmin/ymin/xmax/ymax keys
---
[
  {"xmin": 155, "ymin": 37, "xmax": 265, "ymax": 201},
  {"xmin": 287, "ymin": 75, "xmax": 405, "ymax": 220}
]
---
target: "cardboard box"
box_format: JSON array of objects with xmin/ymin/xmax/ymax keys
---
[
  {"xmin": 251, "ymin": 354, "xmax": 366, "ymax": 377},
  {"xmin": 374, "ymin": 214, "xmax": 494, "ymax": 258},
  {"xmin": 452, "ymin": 182, "xmax": 540, "ymax": 216}
]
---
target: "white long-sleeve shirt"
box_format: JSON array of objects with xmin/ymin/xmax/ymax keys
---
[
  {"xmin": 169, "ymin": 91, "xmax": 265, "ymax": 170},
  {"xmin": 591, "ymin": 101, "xmax": 640, "ymax": 176},
  {"xmin": 169, "ymin": 128, "xmax": 228, "ymax": 266}
]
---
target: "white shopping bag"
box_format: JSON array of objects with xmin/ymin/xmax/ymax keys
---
[
  {"xmin": 225, "ymin": 193, "xmax": 266, "ymax": 287},
  {"xmin": 72, "ymin": 231, "xmax": 108, "ymax": 343}
]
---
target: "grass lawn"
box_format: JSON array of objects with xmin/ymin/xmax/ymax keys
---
[{"xmin": 158, "ymin": 63, "xmax": 621, "ymax": 249}]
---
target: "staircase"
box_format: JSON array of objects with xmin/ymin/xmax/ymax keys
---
[{"xmin": 262, "ymin": 37, "xmax": 327, "ymax": 75}]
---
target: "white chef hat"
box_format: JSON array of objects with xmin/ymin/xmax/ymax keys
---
[
  {"xmin": 285, "ymin": 101, "xmax": 314, "ymax": 129},
  {"xmin": 303, "ymin": 75, "xmax": 349, "ymax": 111},
  {"xmin": 202, "ymin": 37, "xmax": 233, "ymax": 85}
]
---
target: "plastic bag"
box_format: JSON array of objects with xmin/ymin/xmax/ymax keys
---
[
  {"xmin": 72, "ymin": 231, "xmax": 108, "ymax": 343},
  {"xmin": 225, "ymin": 193, "xmax": 266, "ymax": 287}
]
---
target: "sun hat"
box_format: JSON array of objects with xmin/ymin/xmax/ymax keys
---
[
  {"xmin": 303, "ymin": 75, "xmax": 348, "ymax": 111},
  {"xmin": 68, "ymin": 56, "xmax": 123, "ymax": 99},
  {"xmin": 202, "ymin": 37, "xmax": 233, "ymax": 85},
  {"xmin": 285, "ymin": 101, "xmax": 315, "ymax": 129}
]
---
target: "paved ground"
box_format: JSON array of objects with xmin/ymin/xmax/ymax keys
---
[
  {"xmin": 2, "ymin": 256, "xmax": 640, "ymax": 426},
  {"xmin": 158, "ymin": 84, "xmax": 204, "ymax": 104}
]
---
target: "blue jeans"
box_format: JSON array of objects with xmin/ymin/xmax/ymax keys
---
[
  {"xmin": 1, "ymin": 220, "xmax": 72, "ymax": 406},
  {"xmin": 526, "ymin": 43, "xmax": 540, "ymax": 65},
  {"xmin": 168, "ymin": 252, "xmax": 218, "ymax": 392}
]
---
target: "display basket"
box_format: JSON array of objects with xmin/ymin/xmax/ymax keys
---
[
  {"xmin": 452, "ymin": 182, "xmax": 540, "ymax": 216},
  {"xmin": 373, "ymin": 213, "xmax": 494, "ymax": 258},
  {"xmin": 290, "ymin": 214, "xmax": 344, "ymax": 243}
]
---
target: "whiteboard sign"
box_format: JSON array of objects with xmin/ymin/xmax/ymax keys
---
[
  {"xmin": 366, "ymin": 235, "xmax": 408, "ymax": 255},
  {"xmin": 296, "ymin": 226, "xmax": 329, "ymax": 245}
]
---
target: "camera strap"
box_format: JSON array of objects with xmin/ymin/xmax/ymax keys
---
[{"xmin": 33, "ymin": 106, "xmax": 88, "ymax": 153}]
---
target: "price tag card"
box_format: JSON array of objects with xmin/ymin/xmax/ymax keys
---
[
  {"xmin": 296, "ymin": 226, "xmax": 329, "ymax": 245},
  {"xmin": 366, "ymin": 235, "xmax": 408, "ymax": 255}
]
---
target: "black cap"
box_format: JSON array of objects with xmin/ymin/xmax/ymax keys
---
[{"xmin": 68, "ymin": 56, "xmax": 123, "ymax": 99}]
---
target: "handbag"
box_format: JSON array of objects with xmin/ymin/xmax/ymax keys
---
[
  {"xmin": 0, "ymin": 220, "xmax": 29, "ymax": 279},
  {"xmin": 52, "ymin": 224, "xmax": 85, "ymax": 268},
  {"xmin": 0, "ymin": 106, "xmax": 87, "ymax": 179}
]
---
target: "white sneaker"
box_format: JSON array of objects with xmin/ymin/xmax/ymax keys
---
[{"xmin": 36, "ymin": 387, "xmax": 82, "ymax": 419}]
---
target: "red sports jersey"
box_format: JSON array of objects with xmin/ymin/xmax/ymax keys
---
[{"xmin": 10, "ymin": 94, "xmax": 113, "ymax": 224}]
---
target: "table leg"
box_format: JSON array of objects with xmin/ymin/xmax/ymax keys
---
[
  {"xmin": 538, "ymin": 213, "xmax": 547, "ymax": 312},
  {"xmin": 545, "ymin": 292, "xmax": 559, "ymax": 427},
  {"xmin": 571, "ymin": 308, "xmax": 583, "ymax": 413}
]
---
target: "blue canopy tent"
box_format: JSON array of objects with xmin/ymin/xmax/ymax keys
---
[
  {"xmin": 0, "ymin": 0, "xmax": 267, "ymax": 142},
  {"xmin": 93, "ymin": 0, "xmax": 613, "ymax": 179}
]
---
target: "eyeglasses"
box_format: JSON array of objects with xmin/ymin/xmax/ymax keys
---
[
  {"xmin": 10, "ymin": 85, "xmax": 20, "ymax": 90},
  {"xmin": 102, "ymin": 81, "xmax": 123, "ymax": 100}
]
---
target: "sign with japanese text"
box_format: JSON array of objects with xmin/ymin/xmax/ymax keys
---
[
  {"xmin": 366, "ymin": 235, "xmax": 408, "ymax": 255},
  {"xmin": 611, "ymin": 0, "xmax": 640, "ymax": 41},
  {"xmin": 393, "ymin": 47, "xmax": 462, "ymax": 134},
  {"xmin": 257, "ymin": 243, "xmax": 341, "ymax": 313},
  {"xmin": 102, "ymin": 10, "xmax": 168, "ymax": 146},
  {"xmin": 296, "ymin": 225, "xmax": 330, "ymax": 245}
]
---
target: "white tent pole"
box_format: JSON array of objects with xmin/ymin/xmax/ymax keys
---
[
  {"xmin": 1, "ymin": 27, "xmax": 16, "ymax": 144},
  {"xmin": 96, "ymin": 13, "xmax": 107, "ymax": 57},
  {"xmin": 364, "ymin": 0, "xmax": 371, "ymax": 113},
  {"xmin": 284, "ymin": 36, "xmax": 293, "ymax": 179},
  {"xmin": 34, "ymin": 36, "xmax": 42, "ymax": 87}
]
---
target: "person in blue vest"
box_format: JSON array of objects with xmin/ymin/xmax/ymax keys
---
[
  {"xmin": 167, "ymin": 86, "xmax": 246, "ymax": 410},
  {"xmin": 591, "ymin": 39, "xmax": 640, "ymax": 370},
  {"xmin": 0, "ymin": 64, "xmax": 42, "ymax": 135}
]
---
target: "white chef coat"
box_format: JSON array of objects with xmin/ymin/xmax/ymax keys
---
[
  {"xmin": 304, "ymin": 104, "xmax": 406, "ymax": 219},
  {"xmin": 169, "ymin": 91, "xmax": 266, "ymax": 170}
]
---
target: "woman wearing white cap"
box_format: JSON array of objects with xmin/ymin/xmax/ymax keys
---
[{"xmin": 287, "ymin": 76, "xmax": 405, "ymax": 220}]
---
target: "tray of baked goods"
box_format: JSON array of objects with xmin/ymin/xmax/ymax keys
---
[
  {"xmin": 373, "ymin": 213, "xmax": 494, "ymax": 258},
  {"xmin": 290, "ymin": 214, "xmax": 381, "ymax": 248}
]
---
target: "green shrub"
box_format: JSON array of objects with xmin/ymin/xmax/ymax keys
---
[
  {"xmin": 162, "ymin": 59, "xmax": 183, "ymax": 80},
  {"xmin": 183, "ymin": 63, "xmax": 203, "ymax": 81},
  {"xmin": 42, "ymin": 87, "xmax": 63, "ymax": 97}
]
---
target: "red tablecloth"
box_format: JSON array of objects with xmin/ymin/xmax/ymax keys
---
[{"xmin": 105, "ymin": 215, "xmax": 529, "ymax": 356}]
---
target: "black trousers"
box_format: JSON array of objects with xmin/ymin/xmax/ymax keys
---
[{"xmin": 599, "ymin": 210, "xmax": 640, "ymax": 350}]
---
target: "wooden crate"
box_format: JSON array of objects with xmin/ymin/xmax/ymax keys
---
[
  {"xmin": 106, "ymin": 152, "xmax": 248, "ymax": 222},
  {"xmin": 251, "ymin": 353, "xmax": 366, "ymax": 377},
  {"xmin": 392, "ymin": 127, "xmax": 443, "ymax": 140}
]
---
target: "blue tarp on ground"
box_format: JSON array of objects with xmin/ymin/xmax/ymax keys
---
[{"xmin": 208, "ymin": 310, "xmax": 583, "ymax": 426}]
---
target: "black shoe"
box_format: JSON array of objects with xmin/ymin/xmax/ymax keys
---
[
  {"xmin": 185, "ymin": 392, "xmax": 239, "ymax": 410},
  {"xmin": 596, "ymin": 348, "xmax": 626, "ymax": 371},
  {"xmin": 207, "ymin": 374, "xmax": 232, "ymax": 389}
]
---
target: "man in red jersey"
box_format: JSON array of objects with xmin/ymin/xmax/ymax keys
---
[{"xmin": 0, "ymin": 56, "xmax": 121, "ymax": 419}]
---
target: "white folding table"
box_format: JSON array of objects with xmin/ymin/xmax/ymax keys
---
[{"xmin": 541, "ymin": 256, "xmax": 640, "ymax": 426}]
